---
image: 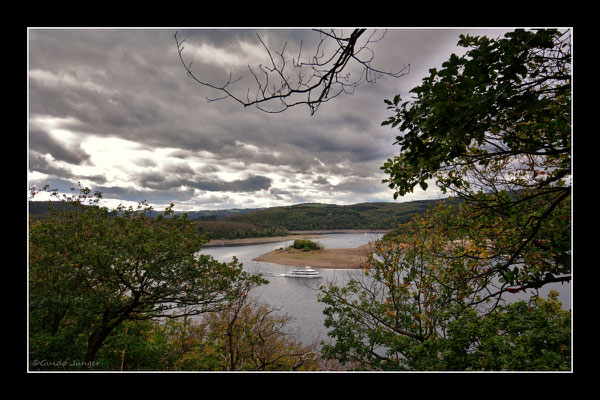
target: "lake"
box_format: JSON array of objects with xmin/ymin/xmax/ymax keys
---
[{"xmin": 202, "ymin": 233, "xmax": 572, "ymax": 347}]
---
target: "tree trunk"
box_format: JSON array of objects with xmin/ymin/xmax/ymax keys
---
[
  {"xmin": 82, "ymin": 295, "xmax": 140, "ymax": 369},
  {"xmin": 82, "ymin": 325, "xmax": 113, "ymax": 369}
]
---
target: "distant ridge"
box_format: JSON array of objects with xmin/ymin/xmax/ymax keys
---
[
  {"xmin": 216, "ymin": 199, "xmax": 454, "ymax": 231},
  {"xmin": 29, "ymin": 198, "xmax": 456, "ymax": 239}
]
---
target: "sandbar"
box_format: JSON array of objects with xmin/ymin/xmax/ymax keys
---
[{"xmin": 251, "ymin": 243, "xmax": 374, "ymax": 269}]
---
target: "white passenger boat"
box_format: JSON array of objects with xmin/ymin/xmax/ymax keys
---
[{"xmin": 284, "ymin": 266, "xmax": 321, "ymax": 279}]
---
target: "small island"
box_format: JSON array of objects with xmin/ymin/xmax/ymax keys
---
[{"xmin": 252, "ymin": 239, "xmax": 373, "ymax": 269}]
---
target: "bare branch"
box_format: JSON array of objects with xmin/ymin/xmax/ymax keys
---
[{"xmin": 174, "ymin": 29, "xmax": 410, "ymax": 115}]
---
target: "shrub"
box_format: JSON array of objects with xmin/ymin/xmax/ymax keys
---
[{"xmin": 292, "ymin": 239, "xmax": 323, "ymax": 250}]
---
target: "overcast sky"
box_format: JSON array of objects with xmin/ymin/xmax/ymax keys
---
[{"xmin": 28, "ymin": 27, "xmax": 511, "ymax": 211}]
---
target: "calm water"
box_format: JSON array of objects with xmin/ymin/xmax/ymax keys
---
[
  {"xmin": 202, "ymin": 233, "xmax": 572, "ymax": 346},
  {"xmin": 202, "ymin": 233, "xmax": 379, "ymax": 346}
]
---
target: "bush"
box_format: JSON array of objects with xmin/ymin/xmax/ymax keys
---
[{"xmin": 292, "ymin": 239, "xmax": 323, "ymax": 250}]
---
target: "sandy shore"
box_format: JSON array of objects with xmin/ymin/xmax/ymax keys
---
[
  {"xmin": 202, "ymin": 234, "xmax": 323, "ymax": 248},
  {"xmin": 251, "ymin": 243, "xmax": 374, "ymax": 269}
]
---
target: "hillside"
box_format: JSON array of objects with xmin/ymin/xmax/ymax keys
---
[
  {"xmin": 218, "ymin": 200, "xmax": 448, "ymax": 231},
  {"xmin": 29, "ymin": 198, "xmax": 453, "ymax": 239}
]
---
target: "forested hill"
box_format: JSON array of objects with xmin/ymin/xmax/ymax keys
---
[
  {"xmin": 29, "ymin": 199, "xmax": 454, "ymax": 239},
  {"xmin": 218, "ymin": 200, "xmax": 450, "ymax": 231}
]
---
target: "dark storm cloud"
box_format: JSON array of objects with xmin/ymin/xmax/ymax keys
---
[
  {"xmin": 194, "ymin": 175, "xmax": 272, "ymax": 192},
  {"xmin": 137, "ymin": 169, "xmax": 272, "ymax": 193},
  {"xmin": 29, "ymin": 28, "xmax": 391, "ymax": 166},
  {"xmin": 29, "ymin": 70, "xmax": 172, "ymax": 138},
  {"xmin": 28, "ymin": 28, "xmax": 512, "ymax": 208}
]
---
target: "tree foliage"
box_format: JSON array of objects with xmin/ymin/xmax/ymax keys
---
[
  {"xmin": 319, "ymin": 29, "xmax": 572, "ymax": 371},
  {"xmin": 319, "ymin": 212, "xmax": 571, "ymax": 371},
  {"xmin": 381, "ymin": 28, "xmax": 571, "ymax": 293},
  {"xmin": 223, "ymin": 201, "xmax": 441, "ymax": 231},
  {"xmin": 193, "ymin": 219, "xmax": 288, "ymax": 240},
  {"xmin": 381, "ymin": 29, "xmax": 570, "ymax": 199},
  {"xmin": 29, "ymin": 185, "xmax": 267, "ymax": 369},
  {"xmin": 292, "ymin": 239, "xmax": 323, "ymax": 251}
]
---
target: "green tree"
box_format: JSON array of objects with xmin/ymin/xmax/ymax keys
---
[
  {"xmin": 91, "ymin": 318, "xmax": 170, "ymax": 371},
  {"xmin": 29, "ymin": 185, "xmax": 267, "ymax": 370},
  {"xmin": 381, "ymin": 28, "xmax": 571, "ymax": 293},
  {"xmin": 319, "ymin": 29, "xmax": 572, "ymax": 371},
  {"xmin": 319, "ymin": 214, "xmax": 571, "ymax": 370},
  {"xmin": 292, "ymin": 239, "xmax": 323, "ymax": 250},
  {"xmin": 438, "ymin": 291, "xmax": 570, "ymax": 371}
]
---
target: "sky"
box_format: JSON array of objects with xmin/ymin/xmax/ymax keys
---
[{"xmin": 28, "ymin": 27, "xmax": 512, "ymax": 211}]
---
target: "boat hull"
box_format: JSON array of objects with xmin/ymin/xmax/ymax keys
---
[{"xmin": 283, "ymin": 274, "xmax": 321, "ymax": 278}]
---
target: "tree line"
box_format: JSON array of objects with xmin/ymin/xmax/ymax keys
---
[
  {"xmin": 30, "ymin": 199, "xmax": 444, "ymax": 240},
  {"xmin": 220, "ymin": 201, "xmax": 444, "ymax": 231}
]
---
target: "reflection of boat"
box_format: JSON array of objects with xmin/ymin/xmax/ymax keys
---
[{"xmin": 284, "ymin": 266, "xmax": 321, "ymax": 278}]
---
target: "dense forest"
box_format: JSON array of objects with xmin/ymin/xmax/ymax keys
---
[
  {"xmin": 30, "ymin": 199, "xmax": 450, "ymax": 240},
  {"xmin": 217, "ymin": 200, "xmax": 449, "ymax": 232}
]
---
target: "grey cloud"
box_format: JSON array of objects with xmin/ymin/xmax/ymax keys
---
[
  {"xmin": 95, "ymin": 185, "xmax": 196, "ymax": 205},
  {"xmin": 334, "ymin": 176, "xmax": 388, "ymax": 195},
  {"xmin": 270, "ymin": 188, "xmax": 292, "ymax": 201},
  {"xmin": 29, "ymin": 127, "xmax": 91, "ymax": 165},
  {"xmin": 135, "ymin": 158, "xmax": 158, "ymax": 168},
  {"xmin": 193, "ymin": 175, "xmax": 272, "ymax": 193},
  {"xmin": 164, "ymin": 162, "xmax": 195, "ymax": 175},
  {"xmin": 312, "ymin": 175, "xmax": 330, "ymax": 185},
  {"xmin": 29, "ymin": 151, "xmax": 75, "ymax": 179},
  {"xmin": 29, "ymin": 78, "xmax": 171, "ymax": 138},
  {"xmin": 137, "ymin": 170, "xmax": 272, "ymax": 193},
  {"xmin": 138, "ymin": 170, "xmax": 166, "ymax": 187},
  {"xmin": 29, "ymin": 28, "xmax": 509, "ymax": 209},
  {"xmin": 29, "ymin": 151, "xmax": 107, "ymax": 184}
]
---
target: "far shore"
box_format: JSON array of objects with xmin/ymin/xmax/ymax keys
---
[
  {"xmin": 202, "ymin": 229, "xmax": 389, "ymax": 248},
  {"xmin": 202, "ymin": 234, "xmax": 323, "ymax": 248},
  {"xmin": 288, "ymin": 229, "xmax": 389, "ymax": 235}
]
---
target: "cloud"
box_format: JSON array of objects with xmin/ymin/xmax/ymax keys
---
[
  {"xmin": 28, "ymin": 152, "xmax": 107, "ymax": 185},
  {"xmin": 94, "ymin": 185, "xmax": 196, "ymax": 206},
  {"xmin": 185, "ymin": 40, "xmax": 268, "ymax": 69},
  {"xmin": 136, "ymin": 169, "xmax": 272, "ymax": 193},
  {"xmin": 29, "ymin": 125, "xmax": 91, "ymax": 165},
  {"xmin": 196, "ymin": 175, "xmax": 272, "ymax": 193},
  {"xmin": 312, "ymin": 175, "xmax": 330, "ymax": 185},
  {"xmin": 28, "ymin": 28, "xmax": 511, "ymax": 209}
]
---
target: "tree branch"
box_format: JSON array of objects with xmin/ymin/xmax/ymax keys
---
[{"xmin": 174, "ymin": 29, "xmax": 409, "ymax": 115}]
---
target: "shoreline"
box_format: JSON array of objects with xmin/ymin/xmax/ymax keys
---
[
  {"xmin": 202, "ymin": 229, "xmax": 389, "ymax": 248},
  {"xmin": 202, "ymin": 234, "xmax": 323, "ymax": 248},
  {"xmin": 288, "ymin": 229, "xmax": 389, "ymax": 235}
]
